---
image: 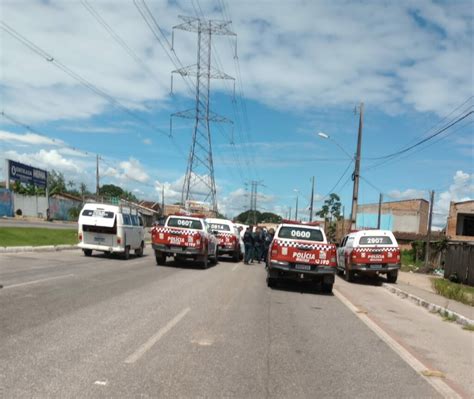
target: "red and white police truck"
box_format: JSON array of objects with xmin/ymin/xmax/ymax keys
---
[
  {"xmin": 266, "ymin": 221, "xmax": 337, "ymax": 293},
  {"xmin": 337, "ymin": 229, "xmax": 401, "ymax": 283},
  {"xmin": 206, "ymin": 218, "xmax": 242, "ymax": 262},
  {"xmin": 151, "ymin": 214, "xmax": 218, "ymax": 269}
]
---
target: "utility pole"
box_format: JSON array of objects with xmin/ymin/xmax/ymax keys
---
[
  {"xmin": 289, "ymin": 207, "xmax": 292, "ymax": 220},
  {"xmin": 342, "ymin": 205, "xmax": 345, "ymax": 237},
  {"xmin": 377, "ymin": 193, "xmax": 383, "ymax": 229},
  {"xmin": 171, "ymin": 16, "xmax": 235, "ymax": 213},
  {"xmin": 425, "ymin": 190, "xmax": 435, "ymax": 269},
  {"xmin": 350, "ymin": 102, "xmax": 364, "ymax": 230},
  {"xmin": 295, "ymin": 193, "xmax": 299, "ymax": 221},
  {"xmin": 161, "ymin": 185, "xmax": 165, "ymax": 217},
  {"xmin": 96, "ymin": 154, "xmax": 100, "ymax": 200},
  {"xmin": 309, "ymin": 176, "xmax": 315, "ymax": 222}
]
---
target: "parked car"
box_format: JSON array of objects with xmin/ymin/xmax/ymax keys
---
[
  {"xmin": 337, "ymin": 229, "xmax": 401, "ymax": 283},
  {"xmin": 151, "ymin": 214, "xmax": 218, "ymax": 269},
  {"xmin": 77, "ymin": 202, "xmax": 145, "ymax": 259},
  {"xmin": 266, "ymin": 220, "xmax": 337, "ymax": 293}
]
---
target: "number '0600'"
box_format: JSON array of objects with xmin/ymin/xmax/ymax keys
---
[{"xmin": 290, "ymin": 230, "xmax": 310, "ymax": 239}]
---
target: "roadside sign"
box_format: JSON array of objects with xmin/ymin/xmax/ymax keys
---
[{"xmin": 7, "ymin": 159, "xmax": 48, "ymax": 188}]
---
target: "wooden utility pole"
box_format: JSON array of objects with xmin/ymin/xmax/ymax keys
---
[
  {"xmin": 309, "ymin": 176, "xmax": 315, "ymax": 222},
  {"xmin": 161, "ymin": 185, "xmax": 165, "ymax": 217},
  {"xmin": 350, "ymin": 102, "xmax": 364, "ymax": 230},
  {"xmin": 295, "ymin": 194, "xmax": 299, "ymax": 221},
  {"xmin": 377, "ymin": 193, "xmax": 383, "ymax": 229},
  {"xmin": 424, "ymin": 190, "xmax": 435, "ymax": 268}
]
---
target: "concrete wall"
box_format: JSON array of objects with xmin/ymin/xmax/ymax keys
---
[
  {"xmin": 357, "ymin": 199, "xmax": 429, "ymax": 234},
  {"xmin": 0, "ymin": 189, "xmax": 14, "ymax": 217},
  {"xmin": 49, "ymin": 197, "xmax": 82, "ymax": 221},
  {"xmin": 14, "ymin": 194, "xmax": 48, "ymax": 218}
]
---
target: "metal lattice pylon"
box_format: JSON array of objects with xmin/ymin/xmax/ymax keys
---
[{"xmin": 171, "ymin": 16, "xmax": 235, "ymax": 213}]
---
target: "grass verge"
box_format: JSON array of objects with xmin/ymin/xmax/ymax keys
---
[
  {"xmin": 400, "ymin": 249, "xmax": 423, "ymax": 272},
  {"xmin": 432, "ymin": 278, "xmax": 474, "ymax": 307},
  {"xmin": 0, "ymin": 227, "xmax": 78, "ymax": 247}
]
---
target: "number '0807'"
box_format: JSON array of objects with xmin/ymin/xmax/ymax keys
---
[{"xmin": 290, "ymin": 230, "xmax": 311, "ymax": 239}]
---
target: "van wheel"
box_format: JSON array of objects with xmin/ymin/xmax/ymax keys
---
[
  {"xmin": 83, "ymin": 249, "xmax": 92, "ymax": 257},
  {"xmin": 155, "ymin": 251, "xmax": 166, "ymax": 266},
  {"xmin": 345, "ymin": 268, "xmax": 355, "ymax": 282},
  {"xmin": 123, "ymin": 246, "xmax": 130, "ymax": 260},
  {"xmin": 387, "ymin": 270, "xmax": 398, "ymax": 283},
  {"xmin": 135, "ymin": 242, "xmax": 144, "ymax": 257},
  {"xmin": 267, "ymin": 277, "xmax": 276, "ymax": 288}
]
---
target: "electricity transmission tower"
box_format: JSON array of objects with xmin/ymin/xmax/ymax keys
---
[
  {"xmin": 170, "ymin": 16, "xmax": 235, "ymax": 213},
  {"xmin": 247, "ymin": 180, "xmax": 264, "ymax": 225}
]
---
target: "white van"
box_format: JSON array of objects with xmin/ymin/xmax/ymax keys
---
[{"xmin": 77, "ymin": 202, "xmax": 145, "ymax": 259}]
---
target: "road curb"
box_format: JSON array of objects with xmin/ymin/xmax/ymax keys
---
[
  {"xmin": 0, "ymin": 245, "xmax": 78, "ymax": 254},
  {"xmin": 382, "ymin": 283, "xmax": 474, "ymax": 328}
]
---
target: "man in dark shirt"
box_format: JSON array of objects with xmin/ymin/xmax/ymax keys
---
[{"xmin": 243, "ymin": 226, "xmax": 254, "ymax": 264}]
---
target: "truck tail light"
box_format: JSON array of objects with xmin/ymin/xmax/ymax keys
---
[
  {"xmin": 117, "ymin": 237, "xmax": 121, "ymax": 244},
  {"xmin": 271, "ymin": 242, "xmax": 278, "ymax": 257},
  {"xmin": 329, "ymin": 247, "xmax": 337, "ymax": 265},
  {"xmin": 78, "ymin": 233, "xmax": 82, "ymax": 241}
]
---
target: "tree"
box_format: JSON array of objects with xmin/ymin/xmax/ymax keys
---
[
  {"xmin": 48, "ymin": 170, "xmax": 67, "ymax": 196},
  {"xmin": 99, "ymin": 184, "xmax": 139, "ymax": 202},
  {"xmin": 234, "ymin": 210, "xmax": 282, "ymax": 224},
  {"xmin": 316, "ymin": 193, "xmax": 342, "ymax": 242}
]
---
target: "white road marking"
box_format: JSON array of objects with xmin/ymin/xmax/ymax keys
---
[
  {"xmin": 94, "ymin": 380, "xmax": 108, "ymax": 386},
  {"xmin": 124, "ymin": 307, "xmax": 191, "ymax": 364},
  {"xmin": 334, "ymin": 288, "xmax": 461, "ymax": 399},
  {"xmin": 3, "ymin": 274, "xmax": 75, "ymax": 290},
  {"xmin": 232, "ymin": 264, "xmax": 239, "ymax": 271}
]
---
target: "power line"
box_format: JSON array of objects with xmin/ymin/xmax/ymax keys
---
[{"xmin": 0, "ymin": 21, "xmax": 169, "ymax": 137}]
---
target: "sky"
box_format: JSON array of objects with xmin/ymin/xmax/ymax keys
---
[{"xmin": 0, "ymin": 0, "xmax": 473, "ymax": 227}]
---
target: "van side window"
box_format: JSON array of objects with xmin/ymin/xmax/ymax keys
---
[
  {"xmin": 123, "ymin": 214, "xmax": 131, "ymax": 225},
  {"xmin": 131, "ymin": 215, "xmax": 139, "ymax": 226}
]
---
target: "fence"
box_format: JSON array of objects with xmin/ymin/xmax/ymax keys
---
[
  {"xmin": 0, "ymin": 189, "xmax": 14, "ymax": 217},
  {"xmin": 444, "ymin": 242, "xmax": 474, "ymax": 286},
  {"xmin": 49, "ymin": 197, "xmax": 82, "ymax": 221}
]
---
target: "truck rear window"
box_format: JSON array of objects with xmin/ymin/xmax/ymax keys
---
[
  {"xmin": 359, "ymin": 236, "xmax": 393, "ymax": 245},
  {"xmin": 167, "ymin": 217, "xmax": 203, "ymax": 230},
  {"xmin": 209, "ymin": 223, "xmax": 231, "ymax": 231},
  {"xmin": 278, "ymin": 226, "xmax": 324, "ymax": 242}
]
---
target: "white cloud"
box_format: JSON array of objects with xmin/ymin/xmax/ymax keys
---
[
  {"xmin": 143, "ymin": 138, "xmax": 152, "ymax": 145},
  {"xmin": 4, "ymin": 149, "xmax": 84, "ymax": 173},
  {"xmin": 388, "ymin": 188, "xmax": 427, "ymax": 200},
  {"xmin": 433, "ymin": 170, "xmax": 474, "ymax": 227},
  {"xmin": 0, "ymin": 129, "xmax": 64, "ymax": 146},
  {"xmin": 0, "ymin": 0, "xmax": 472, "ymax": 125},
  {"xmin": 103, "ymin": 157, "xmax": 150, "ymax": 183}
]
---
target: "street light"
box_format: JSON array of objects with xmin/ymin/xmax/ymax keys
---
[{"xmin": 316, "ymin": 131, "xmax": 354, "ymax": 160}]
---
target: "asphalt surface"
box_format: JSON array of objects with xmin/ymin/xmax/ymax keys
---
[{"xmin": 0, "ymin": 248, "xmax": 459, "ymax": 398}]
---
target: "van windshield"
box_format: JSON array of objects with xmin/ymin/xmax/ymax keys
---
[
  {"xmin": 278, "ymin": 226, "xmax": 324, "ymax": 242},
  {"xmin": 359, "ymin": 236, "xmax": 393, "ymax": 245},
  {"xmin": 167, "ymin": 217, "xmax": 203, "ymax": 230},
  {"xmin": 82, "ymin": 209, "xmax": 115, "ymax": 218}
]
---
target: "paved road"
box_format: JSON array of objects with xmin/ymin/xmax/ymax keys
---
[{"xmin": 0, "ymin": 248, "xmax": 469, "ymax": 398}]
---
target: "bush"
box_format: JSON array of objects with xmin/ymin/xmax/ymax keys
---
[{"xmin": 432, "ymin": 278, "xmax": 474, "ymax": 306}]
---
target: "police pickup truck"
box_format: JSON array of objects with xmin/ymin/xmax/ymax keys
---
[
  {"xmin": 337, "ymin": 229, "xmax": 401, "ymax": 283},
  {"xmin": 151, "ymin": 214, "xmax": 218, "ymax": 269},
  {"xmin": 266, "ymin": 221, "xmax": 337, "ymax": 293},
  {"xmin": 206, "ymin": 218, "xmax": 242, "ymax": 262}
]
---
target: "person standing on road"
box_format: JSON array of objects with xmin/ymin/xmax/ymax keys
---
[
  {"xmin": 253, "ymin": 227, "xmax": 264, "ymax": 264},
  {"xmin": 262, "ymin": 228, "xmax": 274, "ymax": 264},
  {"xmin": 243, "ymin": 226, "xmax": 254, "ymax": 265}
]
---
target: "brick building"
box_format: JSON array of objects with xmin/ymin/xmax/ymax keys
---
[
  {"xmin": 446, "ymin": 200, "xmax": 474, "ymax": 241},
  {"xmin": 356, "ymin": 198, "xmax": 429, "ymax": 235}
]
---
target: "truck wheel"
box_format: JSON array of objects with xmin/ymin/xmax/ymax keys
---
[
  {"xmin": 123, "ymin": 246, "xmax": 130, "ymax": 260},
  {"xmin": 83, "ymin": 249, "xmax": 92, "ymax": 257},
  {"xmin": 200, "ymin": 254, "xmax": 209, "ymax": 269},
  {"xmin": 155, "ymin": 251, "xmax": 166, "ymax": 266},
  {"xmin": 387, "ymin": 270, "xmax": 398, "ymax": 283},
  {"xmin": 267, "ymin": 277, "xmax": 276, "ymax": 288},
  {"xmin": 232, "ymin": 249, "xmax": 240, "ymax": 262},
  {"xmin": 345, "ymin": 268, "xmax": 355, "ymax": 282},
  {"xmin": 211, "ymin": 249, "xmax": 218, "ymax": 265},
  {"xmin": 135, "ymin": 242, "xmax": 144, "ymax": 257},
  {"xmin": 321, "ymin": 282, "xmax": 333, "ymax": 294}
]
